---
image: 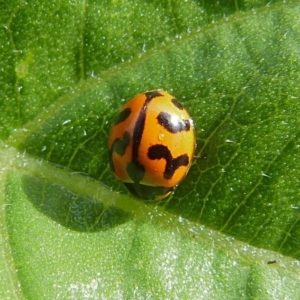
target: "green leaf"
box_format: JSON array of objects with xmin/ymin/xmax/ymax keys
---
[{"xmin": 1, "ymin": 0, "xmax": 300, "ymax": 298}]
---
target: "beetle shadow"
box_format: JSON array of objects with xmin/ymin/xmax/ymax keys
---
[{"xmin": 21, "ymin": 174, "xmax": 130, "ymax": 232}]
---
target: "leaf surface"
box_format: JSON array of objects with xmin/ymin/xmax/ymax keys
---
[{"xmin": 1, "ymin": 0, "xmax": 300, "ymax": 298}]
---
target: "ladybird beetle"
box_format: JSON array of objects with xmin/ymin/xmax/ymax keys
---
[{"xmin": 108, "ymin": 90, "xmax": 195, "ymax": 200}]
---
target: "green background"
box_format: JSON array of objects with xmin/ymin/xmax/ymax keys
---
[{"xmin": 1, "ymin": 0, "xmax": 300, "ymax": 299}]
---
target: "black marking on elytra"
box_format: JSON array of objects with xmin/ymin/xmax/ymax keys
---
[
  {"xmin": 128, "ymin": 90, "xmax": 163, "ymax": 183},
  {"xmin": 109, "ymin": 131, "xmax": 131, "ymax": 172},
  {"xmin": 157, "ymin": 112, "xmax": 191, "ymax": 133},
  {"xmin": 148, "ymin": 144, "xmax": 189, "ymax": 179},
  {"xmin": 126, "ymin": 161, "xmax": 145, "ymax": 184},
  {"xmin": 111, "ymin": 131, "xmax": 131, "ymax": 156},
  {"xmin": 171, "ymin": 98, "xmax": 184, "ymax": 110},
  {"xmin": 114, "ymin": 107, "xmax": 131, "ymax": 125}
]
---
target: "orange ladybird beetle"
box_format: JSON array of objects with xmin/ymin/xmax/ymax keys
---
[{"xmin": 108, "ymin": 90, "xmax": 195, "ymax": 200}]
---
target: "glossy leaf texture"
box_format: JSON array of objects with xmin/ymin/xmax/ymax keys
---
[{"xmin": 1, "ymin": 0, "xmax": 300, "ymax": 299}]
